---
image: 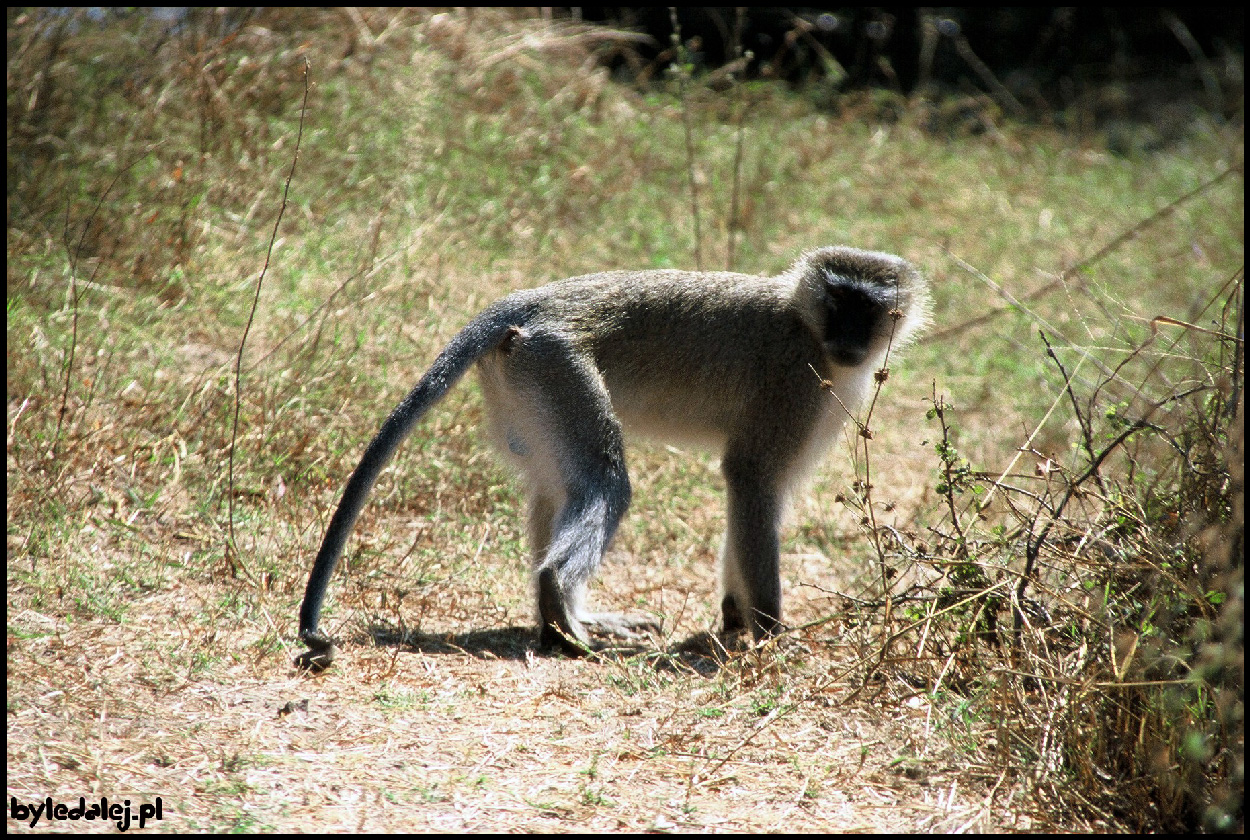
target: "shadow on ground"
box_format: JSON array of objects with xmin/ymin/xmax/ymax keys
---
[{"xmin": 362, "ymin": 622, "xmax": 743, "ymax": 676}]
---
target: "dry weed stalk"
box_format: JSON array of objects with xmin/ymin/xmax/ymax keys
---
[
  {"xmin": 225, "ymin": 57, "xmax": 310, "ymax": 576},
  {"xmin": 668, "ymin": 8, "xmax": 704, "ymax": 271},
  {"xmin": 840, "ymin": 249, "xmax": 1242, "ymax": 829}
]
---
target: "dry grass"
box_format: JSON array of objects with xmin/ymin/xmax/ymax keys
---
[
  {"xmin": 8, "ymin": 7, "xmax": 1243, "ymax": 832},
  {"xmin": 6, "ymin": 604, "xmax": 1017, "ymax": 831}
]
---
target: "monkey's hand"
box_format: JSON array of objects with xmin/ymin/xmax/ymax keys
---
[{"xmin": 294, "ymin": 629, "xmax": 338, "ymax": 672}]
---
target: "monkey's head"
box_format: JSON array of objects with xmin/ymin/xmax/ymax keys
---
[{"xmin": 794, "ymin": 246, "xmax": 930, "ymax": 368}]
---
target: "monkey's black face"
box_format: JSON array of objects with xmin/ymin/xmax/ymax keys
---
[
  {"xmin": 822, "ymin": 279, "xmax": 891, "ymax": 367},
  {"xmin": 827, "ymin": 340, "xmax": 871, "ymax": 367}
]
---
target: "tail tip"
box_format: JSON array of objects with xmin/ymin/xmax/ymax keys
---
[{"xmin": 295, "ymin": 629, "xmax": 338, "ymax": 672}]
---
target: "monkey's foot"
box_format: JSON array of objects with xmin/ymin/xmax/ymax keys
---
[
  {"xmin": 539, "ymin": 620, "xmax": 593, "ymax": 656},
  {"xmin": 583, "ymin": 612, "xmax": 662, "ymax": 641},
  {"xmin": 539, "ymin": 612, "xmax": 661, "ymax": 656},
  {"xmin": 294, "ymin": 630, "xmax": 338, "ymax": 672}
]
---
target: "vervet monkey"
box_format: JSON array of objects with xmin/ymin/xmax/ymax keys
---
[{"xmin": 296, "ymin": 246, "xmax": 929, "ymax": 669}]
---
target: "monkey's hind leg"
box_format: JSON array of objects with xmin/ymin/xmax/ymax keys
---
[
  {"xmin": 535, "ymin": 483, "xmax": 658, "ymax": 644},
  {"xmin": 530, "ymin": 428, "xmax": 643, "ymax": 655},
  {"xmin": 492, "ymin": 330, "xmax": 651, "ymax": 656}
]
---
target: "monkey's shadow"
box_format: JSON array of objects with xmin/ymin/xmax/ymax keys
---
[
  {"xmin": 364, "ymin": 623, "xmax": 732, "ymax": 675},
  {"xmin": 367, "ymin": 624, "xmax": 535, "ymax": 660}
]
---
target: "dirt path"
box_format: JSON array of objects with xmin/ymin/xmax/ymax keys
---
[{"xmin": 7, "ymin": 590, "xmax": 1029, "ymax": 833}]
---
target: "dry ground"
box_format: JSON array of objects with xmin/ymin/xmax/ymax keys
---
[
  {"xmin": 7, "ymin": 612, "xmax": 1014, "ymax": 832},
  {"xmin": 8, "ymin": 397, "xmax": 1035, "ymax": 832}
]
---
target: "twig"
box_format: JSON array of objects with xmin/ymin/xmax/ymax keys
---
[
  {"xmin": 929, "ymin": 167, "xmax": 1239, "ymax": 341},
  {"xmin": 938, "ymin": 18, "xmax": 1027, "ymax": 119},
  {"xmin": 1039, "ymin": 332, "xmax": 1106, "ymax": 495},
  {"xmin": 1060, "ymin": 167, "xmax": 1238, "ymax": 285},
  {"xmin": 226, "ymin": 57, "xmax": 310, "ymax": 575},
  {"xmin": 54, "ymin": 154, "xmax": 148, "ymax": 461},
  {"xmin": 845, "ymin": 276, "xmax": 917, "ymax": 679},
  {"xmin": 1161, "ymin": 11, "xmax": 1223, "ymax": 114},
  {"xmin": 726, "ymin": 8, "xmax": 750, "ymax": 271}
]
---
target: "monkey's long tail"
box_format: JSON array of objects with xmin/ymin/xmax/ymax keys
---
[{"xmin": 297, "ymin": 300, "xmax": 529, "ymax": 651}]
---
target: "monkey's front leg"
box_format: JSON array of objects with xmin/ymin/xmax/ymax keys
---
[{"xmin": 720, "ymin": 455, "xmax": 785, "ymax": 641}]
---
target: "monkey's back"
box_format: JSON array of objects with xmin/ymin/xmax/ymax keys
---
[{"xmin": 525, "ymin": 270, "xmax": 844, "ymax": 455}]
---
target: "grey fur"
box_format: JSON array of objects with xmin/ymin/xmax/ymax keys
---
[{"xmin": 296, "ymin": 246, "xmax": 928, "ymax": 668}]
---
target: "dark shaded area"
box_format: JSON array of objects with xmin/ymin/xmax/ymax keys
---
[
  {"xmin": 366, "ymin": 622, "xmax": 738, "ymax": 676},
  {"xmin": 571, "ymin": 6, "xmax": 1243, "ymax": 120}
]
